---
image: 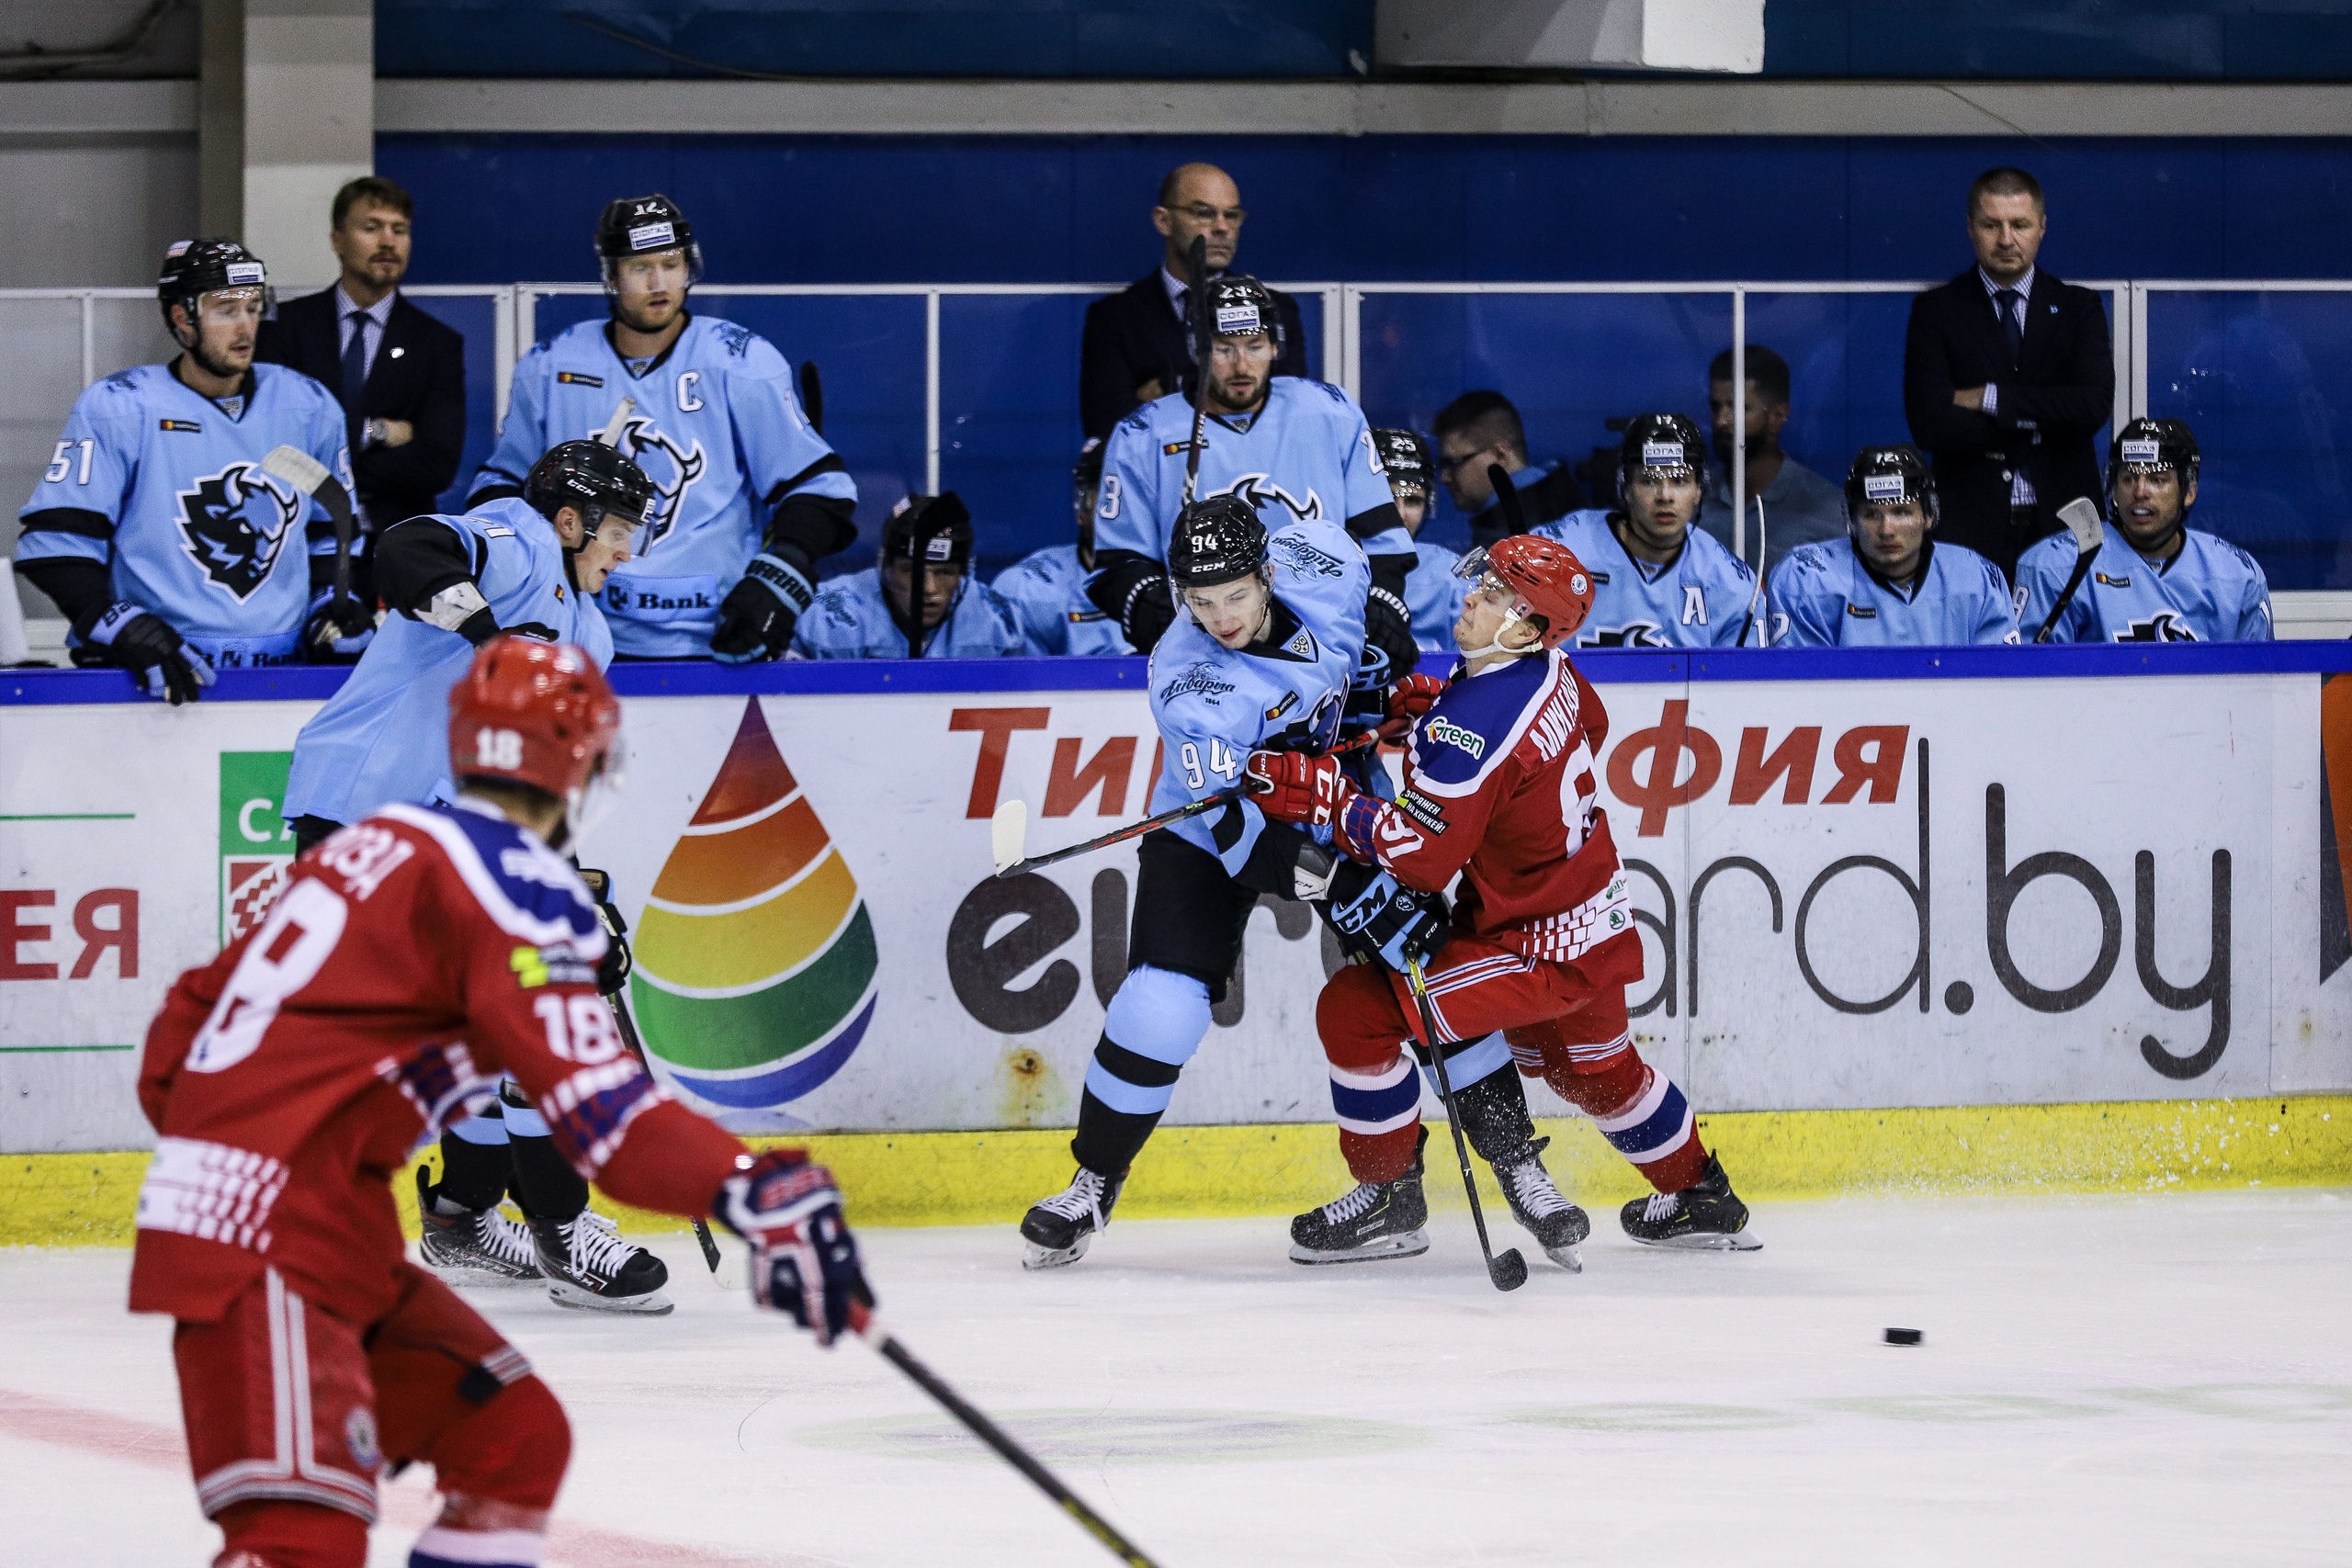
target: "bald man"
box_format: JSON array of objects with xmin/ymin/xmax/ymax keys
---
[{"xmin": 1080, "ymin": 162, "xmax": 1311, "ymax": 439}]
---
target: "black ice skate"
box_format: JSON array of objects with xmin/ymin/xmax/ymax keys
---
[
  {"xmin": 1020, "ymin": 1166, "xmax": 1125, "ymax": 1270},
  {"xmin": 532, "ymin": 1208, "xmax": 675, "ymax": 1314},
  {"xmin": 1492, "ymin": 1137, "xmax": 1589, "ymax": 1273},
  {"xmin": 1620, "ymin": 1153, "xmax": 1761, "ymax": 1251},
  {"xmin": 414, "ymin": 1167, "xmax": 542, "ymax": 1285},
  {"xmin": 1288, "ymin": 1137, "xmax": 1430, "ymax": 1266}
]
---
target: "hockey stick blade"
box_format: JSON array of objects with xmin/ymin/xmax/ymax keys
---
[
  {"xmin": 596, "ymin": 397, "xmax": 638, "ymax": 447},
  {"xmin": 851, "ymin": 1303, "xmax": 1164, "ymax": 1567},
  {"xmin": 990, "ymin": 798, "xmax": 1028, "ymax": 875},
  {"xmin": 2059, "ymin": 494, "xmax": 2103, "ymax": 554},
  {"xmin": 1404, "ymin": 957, "xmax": 1529, "ymax": 1293},
  {"xmin": 263, "ymin": 445, "xmax": 358, "ymax": 605},
  {"xmin": 798, "ymin": 360, "xmax": 824, "ymax": 436},
  {"xmin": 996, "ymin": 789, "xmax": 1241, "ymax": 878}
]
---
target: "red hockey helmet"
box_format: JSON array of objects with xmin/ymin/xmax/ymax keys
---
[
  {"xmin": 1455, "ymin": 535, "xmax": 1596, "ymax": 650},
  {"xmin": 447, "ymin": 637, "xmax": 622, "ymax": 808}
]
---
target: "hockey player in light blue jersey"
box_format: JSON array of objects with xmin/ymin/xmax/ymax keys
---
[
  {"xmin": 1087, "ymin": 274, "xmax": 1419, "ymax": 685},
  {"xmin": 468, "ymin": 195, "xmax": 855, "ymax": 660},
  {"xmin": 992, "ymin": 439, "xmax": 1132, "ymax": 657},
  {"xmin": 2016, "ymin": 418, "xmax": 2273, "ymax": 643},
  {"xmin": 1530, "ymin": 414, "xmax": 1758, "ymax": 649},
  {"xmin": 284, "ymin": 440, "xmax": 645, "ymax": 848},
  {"xmin": 1019, "ymin": 495, "xmax": 1375, "ymax": 1269},
  {"xmin": 1769, "ymin": 446, "xmax": 2019, "ymax": 648},
  {"xmin": 14, "ymin": 239, "xmax": 352, "ymax": 701},
  {"xmin": 1372, "ymin": 427, "xmax": 1470, "ymax": 654},
  {"xmin": 792, "ymin": 492, "xmax": 1023, "ymax": 660}
]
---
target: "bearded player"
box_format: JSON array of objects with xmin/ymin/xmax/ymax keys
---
[
  {"xmin": 1249, "ymin": 535, "xmax": 1760, "ymax": 1267},
  {"xmin": 130, "ymin": 637, "xmax": 869, "ymax": 1568}
]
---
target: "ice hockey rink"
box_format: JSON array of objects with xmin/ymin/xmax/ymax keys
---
[{"xmin": 5, "ymin": 1188, "xmax": 2347, "ymax": 1568}]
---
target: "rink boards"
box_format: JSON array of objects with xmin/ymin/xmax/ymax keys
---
[{"xmin": 6, "ymin": 643, "xmax": 2352, "ymax": 1198}]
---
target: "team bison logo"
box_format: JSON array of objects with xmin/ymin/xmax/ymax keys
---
[
  {"xmin": 175, "ymin": 463, "xmax": 305, "ymax": 602},
  {"xmin": 2120, "ymin": 611, "xmax": 2199, "ymax": 642},
  {"xmin": 1581, "ymin": 621, "xmax": 1669, "ymax": 649},
  {"xmin": 1215, "ymin": 472, "xmax": 1323, "ymax": 524},
  {"xmin": 603, "ymin": 412, "xmax": 707, "ymax": 550}
]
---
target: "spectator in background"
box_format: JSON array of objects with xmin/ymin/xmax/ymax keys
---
[
  {"xmin": 994, "ymin": 440, "xmax": 1132, "ymax": 656},
  {"xmin": 14, "ymin": 239, "xmax": 349, "ymax": 701},
  {"xmin": 1904, "ymin": 166, "xmax": 2112, "ymax": 578},
  {"xmin": 1079, "ymin": 163, "xmax": 1310, "ymax": 440},
  {"xmin": 1371, "ymin": 428, "xmax": 1467, "ymax": 654},
  {"xmin": 1433, "ymin": 390, "xmax": 1587, "ymax": 549},
  {"xmin": 1768, "ymin": 446, "xmax": 2017, "ymax": 648},
  {"xmin": 794, "ymin": 493, "xmax": 1023, "ymax": 659},
  {"xmin": 1702, "ymin": 344, "xmax": 1846, "ymax": 577},
  {"xmin": 255, "ymin": 175, "xmax": 465, "ymax": 638},
  {"xmin": 2016, "ymin": 418, "xmax": 2272, "ymax": 643}
]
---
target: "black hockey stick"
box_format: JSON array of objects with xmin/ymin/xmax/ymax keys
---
[
  {"xmin": 2031, "ymin": 496, "xmax": 2109, "ymax": 643},
  {"xmin": 1178, "ymin": 234, "xmax": 1212, "ymax": 507},
  {"xmin": 263, "ymin": 445, "xmax": 361, "ymax": 631},
  {"xmin": 1485, "ymin": 461, "xmax": 1528, "ymax": 539},
  {"xmin": 848, "ymin": 1298, "xmax": 1162, "ymax": 1567},
  {"xmin": 1403, "ymin": 955, "xmax": 1529, "ymax": 1292},
  {"xmin": 990, "ymin": 731, "xmax": 1377, "ymax": 878},
  {"xmin": 798, "ymin": 359, "xmax": 823, "ymax": 436}
]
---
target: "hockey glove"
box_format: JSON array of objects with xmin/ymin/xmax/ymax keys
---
[
  {"xmin": 1357, "ymin": 585, "xmax": 1417, "ymax": 691},
  {"xmin": 711, "ymin": 551, "xmax": 815, "ymax": 664},
  {"xmin": 304, "ymin": 590, "xmax": 377, "ymax": 661},
  {"xmin": 71, "ymin": 602, "xmax": 216, "ymax": 705},
  {"xmin": 1245, "ymin": 748, "xmax": 1356, "ymax": 829},
  {"xmin": 1322, "ymin": 860, "xmax": 1451, "ymax": 972},
  {"xmin": 1380, "ymin": 673, "xmax": 1448, "ymax": 743},
  {"xmin": 574, "ymin": 867, "xmax": 633, "ymax": 997},
  {"xmin": 716, "ymin": 1149, "xmax": 870, "ymax": 1347}
]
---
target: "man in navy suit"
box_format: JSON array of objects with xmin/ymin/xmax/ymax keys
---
[
  {"xmin": 1902, "ymin": 167, "xmax": 2113, "ymax": 578},
  {"xmin": 256, "ymin": 175, "xmax": 466, "ymax": 611},
  {"xmin": 1079, "ymin": 163, "xmax": 1310, "ymax": 440}
]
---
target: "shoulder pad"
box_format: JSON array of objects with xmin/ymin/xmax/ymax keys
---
[{"xmin": 383, "ymin": 803, "xmax": 605, "ymax": 953}]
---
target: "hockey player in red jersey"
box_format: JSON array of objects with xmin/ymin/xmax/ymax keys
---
[
  {"xmin": 1248, "ymin": 534, "xmax": 1759, "ymax": 1269},
  {"xmin": 130, "ymin": 637, "xmax": 870, "ymax": 1568}
]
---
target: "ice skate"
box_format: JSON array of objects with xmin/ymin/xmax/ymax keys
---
[
  {"xmin": 1289, "ymin": 1125, "xmax": 1430, "ymax": 1264},
  {"xmin": 1620, "ymin": 1153, "xmax": 1761, "ymax": 1251},
  {"xmin": 533, "ymin": 1208, "xmax": 674, "ymax": 1314},
  {"xmin": 414, "ymin": 1166, "xmax": 542, "ymax": 1285},
  {"xmin": 1020, "ymin": 1166, "xmax": 1125, "ymax": 1269},
  {"xmin": 1492, "ymin": 1137, "xmax": 1589, "ymax": 1272}
]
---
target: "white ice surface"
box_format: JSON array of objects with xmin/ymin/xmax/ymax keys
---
[{"xmin": 4, "ymin": 1190, "xmax": 2350, "ymax": 1567}]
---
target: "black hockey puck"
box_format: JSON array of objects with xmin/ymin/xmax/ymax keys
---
[{"xmin": 1883, "ymin": 1327, "xmax": 1923, "ymax": 1346}]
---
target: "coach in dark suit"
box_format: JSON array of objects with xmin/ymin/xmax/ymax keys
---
[
  {"xmin": 256, "ymin": 175, "xmax": 466, "ymax": 588},
  {"xmin": 1903, "ymin": 167, "xmax": 2112, "ymax": 578},
  {"xmin": 1080, "ymin": 162, "xmax": 1309, "ymax": 440}
]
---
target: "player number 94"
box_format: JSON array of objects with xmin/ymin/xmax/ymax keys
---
[{"xmin": 1181, "ymin": 738, "xmax": 1241, "ymax": 792}]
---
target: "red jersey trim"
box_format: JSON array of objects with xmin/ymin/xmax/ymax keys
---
[{"xmin": 1408, "ymin": 649, "xmax": 1572, "ymax": 801}]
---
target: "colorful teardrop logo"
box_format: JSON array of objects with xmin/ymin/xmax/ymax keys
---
[{"xmin": 630, "ymin": 697, "xmax": 879, "ymax": 1108}]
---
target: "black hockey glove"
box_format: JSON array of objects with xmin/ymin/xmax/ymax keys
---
[
  {"xmin": 575, "ymin": 867, "xmax": 633, "ymax": 997},
  {"xmin": 712, "ymin": 551, "xmax": 815, "ymax": 664},
  {"xmin": 305, "ymin": 589, "xmax": 377, "ymax": 662},
  {"xmin": 71, "ymin": 601, "xmax": 216, "ymax": 705},
  {"xmin": 1086, "ymin": 548, "xmax": 1178, "ymax": 654},
  {"xmin": 1358, "ymin": 583, "xmax": 1418, "ymax": 691},
  {"xmin": 1320, "ymin": 859, "xmax": 1450, "ymax": 972}
]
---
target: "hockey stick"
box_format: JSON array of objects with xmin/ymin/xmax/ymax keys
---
[
  {"xmin": 797, "ymin": 359, "xmax": 824, "ymax": 436},
  {"xmin": 1485, "ymin": 461, "xmax": 1527, "ymax": 539},
  {"xmin": 261, "ymin": 445, "xmax": 359, "ymax": 616},
  {"xmin": 2031, "ymin": 496, "xmax": 2109, "ymax": 644},
  {"xmin": 1402, "ymin": 955, "xmax": 1529, "ymax": 1293},
  {"xmin": 847, "ymin": 1299, "xmax": 1162, "ymax": 1567},
  {"xmin": 1735, "ymin": 496, "xmax": 1768, "ymax": 647},
  {"xmin": 1177, "ymin": 234, "xmax": 1212, "ymax": 508},
  {"xmin": 990, "ymin": 731, "xmax": 1377, "ymax": 878},
  {"xmin": 595, "ymin": 397, "xmax": 637, "ymax": 448}
]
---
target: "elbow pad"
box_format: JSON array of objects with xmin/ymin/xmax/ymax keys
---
[{"xmin": 419, "ymin": 581, "xmax": 497, "ymax": 645}]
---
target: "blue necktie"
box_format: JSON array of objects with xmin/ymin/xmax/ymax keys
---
[
  {"xmin": 1994, "ymin": 288, "xmax": 2023, "ymax": 368},
  {"xmin": 342, "ymin": 313, "xmax": 369, "ymax": 407}
]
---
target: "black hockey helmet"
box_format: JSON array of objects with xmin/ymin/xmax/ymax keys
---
[
  {"xmin": 525, "ymin": 440, "xmax": 653, "ymax": 534},
  {"xmin": 1168, "ymin": 495, "xmax": 1269, "ymax": 588},
  {"xmin": 157, "ymin": 238, "xmax": 271, "ymax": 337},
  {"xmin": 596, "ymin": 194, "xmax": 703, "ymax": 285},
  {"xmin": 1616, "ymin": 413, "xmax": 1707, "ymax": 490},
  {"xmin": 1844, "ymin": 445, "xmax": 1938, "ymax": 526},
  {"xmin": 2107, "ymin": 417, "xmax": 2201, "ymax": 496},
  {"xmin": 1372, "ymin": 428, "xmax": 1433, "ymax": 499},
  {"xmin": 1185, "ymin": 274, "xmax": 1284, "ymax": 360},
  {"xmin": 885, "ymin": 492, "xmax": 975, "ymax": 567}
]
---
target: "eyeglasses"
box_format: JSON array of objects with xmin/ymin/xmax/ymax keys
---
[
  {"xmin": 1168, "ymin": 203, "xmax": 1246, "ymax": 225},
  {"xmin": 1435, "ymin": 444, "xmax": 1500, "ymax": 477}
]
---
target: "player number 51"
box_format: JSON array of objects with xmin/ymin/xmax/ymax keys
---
[{"xmin": 45, "ymin": 438, "xmax": 95, "ymax": 485}]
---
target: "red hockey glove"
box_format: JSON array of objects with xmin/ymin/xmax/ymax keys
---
[
  {"xmin": 1245, "ymin": 749, "xmax": 1357, "ymax": 828},
  {"xmin": 1379, "ymin": 673, "xmax": 1448, "ymax": 743},
  {"xmin": 715, "ymin": 1149, "xmax": 870, "ymax": 1348}
]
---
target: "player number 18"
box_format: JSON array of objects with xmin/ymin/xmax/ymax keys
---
[{"xmin": 1181, "ymin": 738, "xmax": 1240, "ymax": 791}]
